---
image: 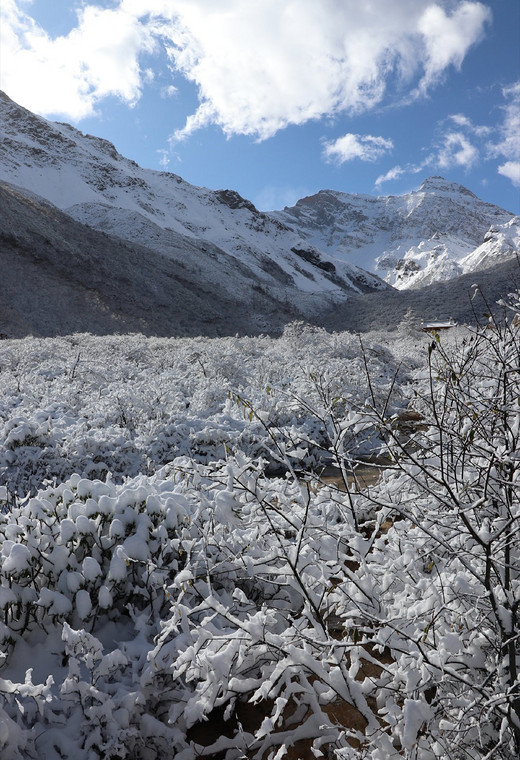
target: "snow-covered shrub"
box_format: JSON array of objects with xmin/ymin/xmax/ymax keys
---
[
  {"xmin": 0, "ymin": 329, "xmax": 417, "ymax": 494},
  {"xmin": 0, "ymin": 463, "xmax": 196, "ymax": 758},
  {"xmin": 0, "ymin": 454, "xmax": 383, "ymax": 759},
  {"xmin": 322, "ymin": 305, "xmax": 520, "ymax": 759},
  {"xmin": 3, "ymin": 313, "xmax": 515, "ymax": 758}
]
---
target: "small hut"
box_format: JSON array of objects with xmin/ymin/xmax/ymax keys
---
[{"xmin": 421, "ymin": 318, "xmax": 457, "ymax": 333}]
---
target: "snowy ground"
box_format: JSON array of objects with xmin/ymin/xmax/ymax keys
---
[
  {"xmin": 0, "ymin": 325, "xmax": 428, "ymax": 497},
  {"xmin": 0, "ymin": 320, "xmax": 517, "ymax": 760}
]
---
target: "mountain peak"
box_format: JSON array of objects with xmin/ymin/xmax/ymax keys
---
[
  {"xmin": 274, "ymin": 175, "xmax": 517, "ymax": 290},
  {"xmin": 417, "ymin": 176, "xmax": 477, "ymax": 198},
  {"xmin": 1, "ymin": 91, "xmax": 517, "ymax": 310}
]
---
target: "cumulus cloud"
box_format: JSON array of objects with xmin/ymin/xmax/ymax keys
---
[
  {"xmin": 323, "ymin": 134, "xmax": 393, "ymax": 165},
  {"xmin": 416, "ymin": 2, "xmax": 491, "ymax": 91},
  {"xmin": 162, "ymin": 0, "xmax": 491, "ymax": 141},
  {"xmin": 498, "ymin": 161, "xmax": 520, "ymax": 186},
  {"xmin": 375, "ymin": 133, "xmax": 480, "ymax": 189},
  {"xmin": 1, "ymin": 0, "xmax": 491, "ymax": 136},
  {"xmin": 161, "ymin": 85, "xmax": 178, "ymax": 99},
  {"xmin": 0, "ymin": 0, "xmax": 154, "ymax": 120},
  {"xmin": 376, "ymin": 83, "xmax": 520, "ymax": 191},
  {"xmin": 375, "ymin": 130, "xmax": 477, "ymax": 190},
  {"xmin": 438, "ymin": 131, "xmax": 479, "ymax": 169}
]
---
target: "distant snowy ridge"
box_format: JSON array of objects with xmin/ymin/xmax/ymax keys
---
[
  {"xmin": 1, "ymin": 90, "xmax": 517, "ymax": 308},
  {"xmin": 274, "ymin": 177, "xmax": 519, "ymax": 289},
  {"xmin": 0, "ymin": 91, "xmax": 385, "ymax": 316}
]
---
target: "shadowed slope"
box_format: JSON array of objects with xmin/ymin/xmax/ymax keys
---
[{"xmin": 0, "ymin": 182, "xmax": 299, "ymax": 338}]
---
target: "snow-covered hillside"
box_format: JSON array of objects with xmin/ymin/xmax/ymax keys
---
[
  {"xmin": 274, "ymin": 176, "xmax": 519, "ymax": 289},
  {"xmin": 3, "ymin": 92, "xmax": 517, "ymax": 302},
  {"xmin": 0, "ymin": 91, "xmax": 384, "ymax": 316},
  {"xmin": 0, "ymin": 180, "xmax": 310, "ymax": 338}
]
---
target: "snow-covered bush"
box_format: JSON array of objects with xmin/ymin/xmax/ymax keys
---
[
  {"xmin": 325, "ymin": 306, "xmax": 520, "ymax": 759},
  {"xmin": 0, "ymin": 455, "xmax": 380, "ymax": 759},
  {"xmin": 0, "ymin": 329, "xmax": 417, "ymax": 495},
  {"xmin": 2, "ymin": 311, "xmax": 517, "ymax": 758}
]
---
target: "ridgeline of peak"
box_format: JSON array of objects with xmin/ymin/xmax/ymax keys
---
[
  {"xmin": 289, "ymin": 177, "xmax": 478, "ymax": 208},
  {"xmin": 416, "ymin": 176, "xmax": 477, "ymax": 197},
  {"xmin": 274, "ymin": 175, "xmax": 518, "ymax": 290},
  {"xmin": 0, "ymin": 90, "xmax": 518, "ymax": 332}
]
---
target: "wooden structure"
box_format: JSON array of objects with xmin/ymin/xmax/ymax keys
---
[{"xmin": 421, "ymin": 318, "xmax": 457, "ymax": 333}]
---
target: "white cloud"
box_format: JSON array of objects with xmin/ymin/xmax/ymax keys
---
[
  {"xmin": 163, "ymin": 0, "xmax": 491, "ymax": 141},
  {"xmin": 438, "ymin": 132, "xmax": 479, "ymax": 169},
  {"xmin": 157, "ymin": 148, "xmax": 170, "ymax": 169},
  {"xmin": 161, "ymin": 85, "xmax": 178, "ymax": 99},
  {"xmin": 1, "ymin": 0, "xmax": 491, "ymax": 136},
  {"xmin": 448, "ymin": 113, "xmax": 491, "ymax": 136},
  {"xmin": 376, "ymin": 83, "xmax": 520, "ymax": 190},
  {"xmin": 375, "ymin": 161, "xmax": 430, "ymax": 188},
  {"xmin": 450, "ymin": 113, "xmax": 472, "ymax": 128},
  {"xmin": 487, "ymin": 82, "xmax": 520, "ymax": 185},
  {"xmin": 375, "ymin": 132, "xmax": 481, "ymax": 188},
  {"xmin": 0, "ymin": 0, "xmax": 154, "ymax": 120},
  {"xmin": 323, "ymin": 134, "xmax": 393, "ymax": 165},
  {"xmin": 417, "ymin": 2, "xmax": 491, "ymax": 91},
  {"xmin": 375, "ymin": 165, "xmax": 408, "ymax": 187},
  {"xmin": 498, "ymin": 161, "xmax": 520, "ymax": 187}
]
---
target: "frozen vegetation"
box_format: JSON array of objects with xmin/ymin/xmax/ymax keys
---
[
  {"xmin": 0, "ymin": 324, "xmax": 419, "ymax": 497},
  {"xmin": 0, "ymin": 302, "xmax": 519, "ymax": 759}
]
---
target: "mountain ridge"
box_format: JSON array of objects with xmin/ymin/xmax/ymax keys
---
[
  {"xmin": 274, "ymin": 177, "xmax": 518, "ymax": 288},
  {"xmin": 0, "ymin": 90, "xmax": 385, "ymax": 314},
  {"xmin": 0, "ymin": 91, "xmax": 519, "ymax": 337},
  {"xmin": 3, "ymin": 90, "xmax": 518, "ymax": 298}
]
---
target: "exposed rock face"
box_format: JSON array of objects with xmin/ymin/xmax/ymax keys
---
[
  {"xmin": 215, "ymin": 189, "xmax": 258, "ymax": 213},
  {"xmin": 291, "ymin": 246, "xmax": 336, "ymax": 273}
]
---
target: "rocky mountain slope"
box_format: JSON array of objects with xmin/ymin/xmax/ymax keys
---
[
  {"xmin": 274, "ymin": 177, "xmax": 519, "ymax": 289},
  {"xmin": 2, "ymin": 175, "xmax": 517, "ymax": 339},
  {"xmin": 0, "ymin": 181, "xmax": 295, "ymax": 337},
  {"xmin": 1, "ymin": 90, "xmax": 518, "ymax": 338},
  {"xmin": 0, "ymin": 91, "xmax": 384, "ymax": 320}
]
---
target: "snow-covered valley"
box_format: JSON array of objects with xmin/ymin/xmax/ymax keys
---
[
  {"xmin": 0, "ymin": 312, "xmax": 519, "ymax": 759},
  {"xmin": 1, "ymin": 88, "xmax": 520, "ymax": 760}
]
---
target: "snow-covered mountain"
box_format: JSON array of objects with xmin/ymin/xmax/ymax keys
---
[
  {"xmin": 1, "ymin": 88, "xmax": 518, "ymax": 331},
  {"xmin": 1, "ymin": 179, "xmax": 312, "ymax": 337},
  {"xmin": 0, "ymin": 91, "xmax": 384, "ymax": 319},
  {"xmin": 274, "ymin": 177, "xmax": 519, "ymax": 289}
]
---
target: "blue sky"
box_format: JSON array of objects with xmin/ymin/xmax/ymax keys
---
[{"xmin": 1, "ymin": 0, "xmax": 519, "ymax": 213}]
